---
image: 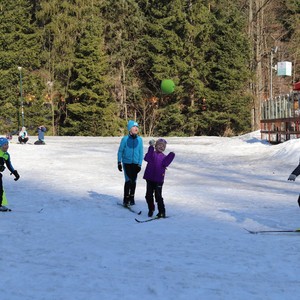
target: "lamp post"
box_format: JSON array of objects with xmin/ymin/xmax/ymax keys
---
[{"xmin": 17, "ymin": 66, "xmax": 24, "ymax": 128}]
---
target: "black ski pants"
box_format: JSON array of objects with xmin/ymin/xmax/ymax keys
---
[
  {"xmin": 145, "ymin": 180, "xmax": 165, "ymax": 214},
  {"xmin": 0, "ymin": 174, "xmax": 3, "ymax": 206},
  {"xmin": 123, "ymin": 163, "xmax": 140, "ymax": 203}
]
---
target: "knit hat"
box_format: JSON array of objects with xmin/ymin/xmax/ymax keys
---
[
  {"xmin": 0, "ymin": 137, "xmax": 9, "ymax": 147},
  {"xmin": 156, "ymin": 138, "xmax": 167, "ymax": 146},
  {"xmin": 127, "ymin": 120, "xmax": 139, "ymax": 131}
]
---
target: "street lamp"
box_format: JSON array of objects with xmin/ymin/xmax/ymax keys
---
[{"xmin": 17, "ymin": 66, "xmax": 24, "ymax": 128}]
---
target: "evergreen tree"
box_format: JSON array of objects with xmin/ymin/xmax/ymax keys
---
[
  {"xmin": 155, "ymin": 103, "xmax": 186, "ymax": 136},
  {"xmin": 0, "ymin": 0, "xmax": 295, "ymax": 137},
  {"xmin": 282, "ymin": 0, "xmax": 300, "ymax": 80},
  {"xmin": 36, "ymin": 0, "xmax": 88, "ymax": 135},
  {"xmin": 0, "ymin": 0, "xmax": 41, "ymax": 134},
  {"xmin": 203, "ymin": 0, "xmax": 252, "ymax": 135},
  {"xmin": 142, "ymin": 0, "xmax": 236, "ymax": 136},
  {"xmin": 101, "ymin": 0, "xmax": 147, "ymax": 126},
  {"xmin": 64, "ymin": 21, "xmax": 118, "ymax": 136},
  {"xmin": 140, "ymin": 0, "xmax": 188, "ymax": 135}
]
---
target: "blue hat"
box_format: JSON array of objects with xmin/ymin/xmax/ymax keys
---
[
  {"xmin": 0, "ymin": 137, "xmax": 9, "ymax": 147},
  {"xmin": 127, "ymin": 120, "xmax": 139, "ymax": 131}
]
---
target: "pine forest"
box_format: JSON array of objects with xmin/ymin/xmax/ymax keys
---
[{"xmin": 0, "ymin": 0, "xmax": 299, "ymax": 137}]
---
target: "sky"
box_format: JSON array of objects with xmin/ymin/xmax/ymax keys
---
[{"xmin": 1, "ymin": 131, "xmax": 300, "ymax": 300}]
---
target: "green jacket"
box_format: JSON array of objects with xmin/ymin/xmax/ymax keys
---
[{"xmin": 0, "ymin": 150, "xmax": 15, "ymax": 173}]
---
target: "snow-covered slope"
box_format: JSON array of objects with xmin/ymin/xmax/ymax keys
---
[{"xmin": 1, "ymin": 134, "xmax": 300, "ymax": 300}]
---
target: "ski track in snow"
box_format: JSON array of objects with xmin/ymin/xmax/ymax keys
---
[{"xmin": 1, "ymin": 132, "xmax": 300, "ymax": 300}]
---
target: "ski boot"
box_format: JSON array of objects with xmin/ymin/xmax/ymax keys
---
[
  {"xmin": 0, "ymin": 206, "xmax": 10, "ymax": 212},
  {"xmin": 156, "ymin": 212, "xmax": 166, "ymax": 218}
]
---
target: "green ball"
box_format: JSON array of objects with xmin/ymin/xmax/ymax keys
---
[{"xmin": 161, "ymin": 79, "xmax": 175, "ymax": 94}]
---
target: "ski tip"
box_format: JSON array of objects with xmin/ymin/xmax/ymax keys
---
[{"xmin": 243, "ymin": 228, "xmax": 257, "ymax": 234}]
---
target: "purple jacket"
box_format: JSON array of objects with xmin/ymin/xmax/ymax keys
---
[{"xmin": 143, "ymin": 146, "xmax": 175, "ymax": 183}]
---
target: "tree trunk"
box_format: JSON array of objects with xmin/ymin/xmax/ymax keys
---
[
  {"xmin": 248, "ymin": 0, "xmax": 265, "ymax": 131},
  {"xmin": 121, "ymin": 60, "xmax": 128, "ymax": 121}
]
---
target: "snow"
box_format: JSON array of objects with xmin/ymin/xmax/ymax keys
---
[{"xmin": 1, "ymin": 131, "xmax": 300, "ymax": 300}]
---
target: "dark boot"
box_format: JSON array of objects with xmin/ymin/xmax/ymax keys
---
[
  {"xmin": 146, "ymin": 197, "xmax": 155, "ymax": 217},
  {"xmin": 129, "ymin": 182, "xmax": 136, "ymax": 205},
  {"xmin": 156, "ymin": 212, "xmax": 166, "ymax": 218},
  {"xmin": 123, "ymin": 181, "xmax": 131, "ymax": 206},
  {"xmin": 148, "ymin": 210, "xmax": 154, "ymax": 217},
  {"xmin": 129, "ymin": 195, "xmax": 135, "ymax": 205},
  {"xmin": 156, "ymin": 198, "xmax": 165, "ymax": 218},
  {"xmin": 0, "ymin": 205, "xmax": 9, "ymax": 212},
  {"xmin": 123, "ymin": 196, "xmax": 130, "ymax": 207}
]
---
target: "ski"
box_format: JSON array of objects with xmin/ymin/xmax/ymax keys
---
[
  {"xmin": 117, "ymin": 202, "xmax": 141, "ymax": 215},
  {"xmin": 244, "ymin": 228, "xmax": 300, "ymax": 234},
  {"xmin": 135, "ymin": 216, "xmax": 169, "ymax": 223}
]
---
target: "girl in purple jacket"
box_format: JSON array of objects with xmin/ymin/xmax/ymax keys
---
[{"xmin": 143, "ymin": 139, "xmax": 175, "ymax": 218}]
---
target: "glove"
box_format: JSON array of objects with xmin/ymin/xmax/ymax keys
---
[
  {"xmin": 12, "ymin": 170, "xmax": 20, "ymax": 181},
  {"xmin": 288, "ymin": 174, "xmax": 297, "ymax": 181},
  {"xmin": 136, "ymin": 165, "xmax": 141, "ymax": 173},
  {"xmin": 118, "ymin": 162, "xmax": 122, "ymax": 172},
  {"xmin": 0, "ymin": 165, "xmax": 5, "ymax": 172},
  {"xmin": 149, "ymin": 139, "xmax": 156, "ymax": 146}
]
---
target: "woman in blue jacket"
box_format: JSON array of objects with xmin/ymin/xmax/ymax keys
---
[{"xmin": 117, "ymin": 120, "xmax": 143, "ymax": 206}]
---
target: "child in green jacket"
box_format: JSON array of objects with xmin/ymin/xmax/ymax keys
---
[{"xmin": 0, "ymin": 137, "xmax": 20, "ymax": 211}]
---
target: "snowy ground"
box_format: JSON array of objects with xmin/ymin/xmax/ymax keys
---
[{"xmin": 1, "ymin": 132, "xmax": 300, "ymax": 300}]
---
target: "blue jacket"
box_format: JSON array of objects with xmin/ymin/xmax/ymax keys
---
[
  {"xmin": 38, "ymin": 126, "xmax": 46, "ymax": 141},
  {"xmin": 118, "ymin": 134, "xmax": 143, "ymax": 166}
]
